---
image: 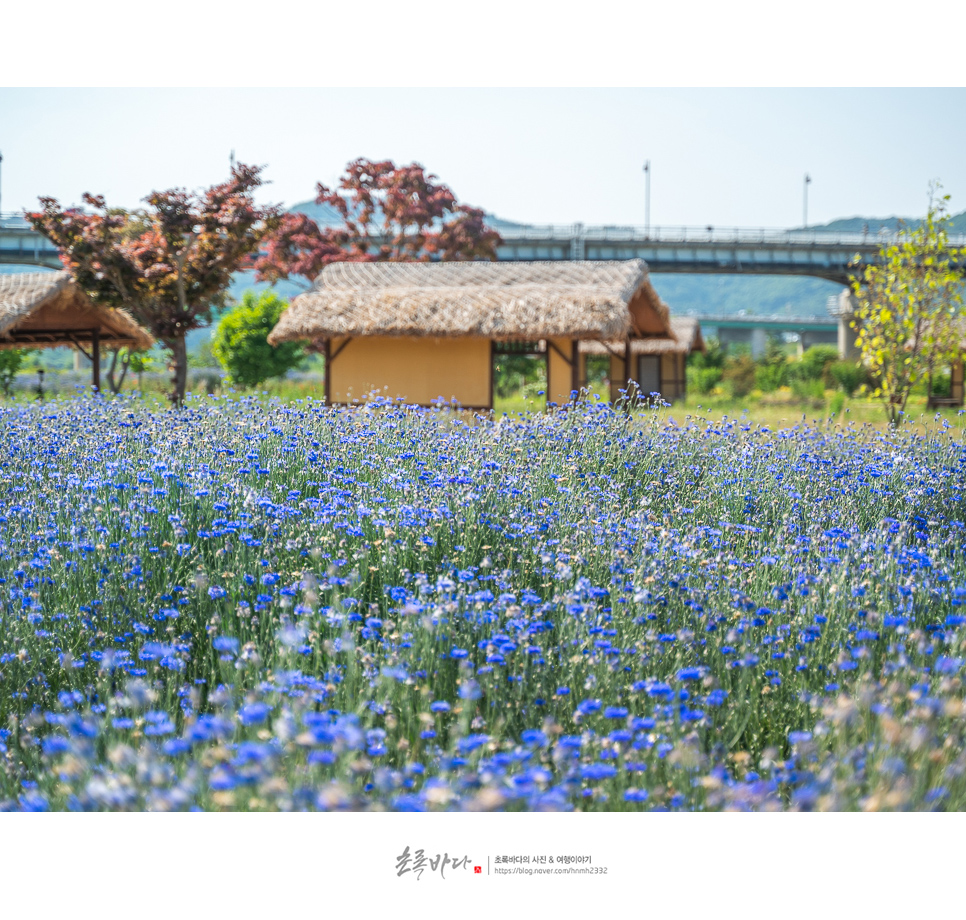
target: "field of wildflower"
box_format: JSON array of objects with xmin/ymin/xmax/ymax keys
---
[{"xmin": 0, "ymin": 392, "xmax": 964, "ymax": 812}]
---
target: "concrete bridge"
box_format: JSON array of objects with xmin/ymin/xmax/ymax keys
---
[
  {"xmin": 0, "ymin": 214, "xmax": 63, "ymax": 268},
  {"xmin": 693, "ymin": 313, "xmax": 840, "ymax": 357},
  {"xmin": 5, "ymin": 214, "xmax": 961, "ymax": 359},
  {"xmin": 490, "ymin": 222, "xmax": 966, "ymax": 285},
  {"xmin": 8, "ymin": 214, "xmax": 966, "ymax": 280}
]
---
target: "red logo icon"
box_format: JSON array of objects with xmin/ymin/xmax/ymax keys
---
[{"xmin": 474, "ymin": 866, "xmax": 482, "ymax": 874}]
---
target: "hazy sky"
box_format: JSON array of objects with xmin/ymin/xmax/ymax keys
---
[{"xmin": 2, "ymin": 87, "xmax": 963, "ymax": 229}]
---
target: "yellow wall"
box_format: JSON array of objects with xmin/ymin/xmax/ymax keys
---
[
  {"xmin": 547, "ymin": 338, "xmax": 576, "ymax": 406},
  {"xmin": 328, "ymin": 336, "xmax": 492, "ymax": 407}
]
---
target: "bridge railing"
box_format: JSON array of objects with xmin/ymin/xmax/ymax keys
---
[
  {"xmin": 0, "ymin": 212, "xmax": 35, "ymax": 229},
  {"xmin": 497, "ymin": 223, "xmax": 966, "ymax": 247},
  {"xmin": 6, "ymin": 210, "xmax": 966, "ymax": 249}
]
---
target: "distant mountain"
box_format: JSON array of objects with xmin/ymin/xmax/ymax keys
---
[{"xmin": 799, "ymin": 210, "xmax": 966, "ymax": 234}]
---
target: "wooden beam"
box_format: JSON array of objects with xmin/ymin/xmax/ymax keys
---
[
  {"xmin": 91, "ymin": 327, "xmax": 100, "ymax": 393},
  {"xmin": 67, "ymin": 333, "xmax": 94, "ymax": 362},
  {"xmin": 329, "ymin": 337, "xmax": 353, "ymax": 363},
  {"xmin": 545, "ymin": 339, "xmax": 574, "ymax": 366}
]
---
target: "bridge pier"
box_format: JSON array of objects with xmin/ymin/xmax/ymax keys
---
[
  {"xmin": 836, "ymin": 292, "xmax": 861, "ymax": 359},
  {"xmin": 798, "ymin": 328, "xmax": 839, "ymax": 354},
  {"xmin": 715, "ymin": 327, "xmax": 752, "ymax": 353},
  {"xmin": 750, "ymin": 327, "xmax": 768, "ymax": 359}
]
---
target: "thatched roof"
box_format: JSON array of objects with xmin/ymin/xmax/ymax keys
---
[
  {"xmin": 268, "ymin": 260, "xmax": 672, "ymax": 345},
  {"xmin": 0, "ymin": 272, "xmax": 154, "ymax": 351},
  {"xmin": 579, "ymin": 316, "xmax": 705, "ymax": 356}
]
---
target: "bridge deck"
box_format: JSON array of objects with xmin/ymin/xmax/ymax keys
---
[{"xmin": 5, "ymin": 216, "xmax": 964, "ymax": 285}]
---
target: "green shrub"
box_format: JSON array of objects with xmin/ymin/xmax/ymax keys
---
[
  {"xmin": 791, "ymin": 376, "xmax": 826, "ymax": 401},
  {"xmin": 687, "ymin": 365, "xmax": 723, "ymax": 396},
  {"xmin": 755, "ymin": 361, "xmax": 787, "ymax": 393},
  {"xmin": 212, "ymin": 290, "xmax": 304, "ymax": 389},
  {"xmin": 688, "ymin": 335, "xmax": 724, "ymax": 370},
  {"xmin": 722, "ymin": 354, "xmax": 756, "ymax": 398},
  {"xmin": 798, "ymin": 345, "xmax": 840, "ymax": 383},
  {"xmin": 829, "ymin": 391, "xmax": 846, "ymax": 416},
  {"xmin": 829, "ymin": 360, "xmax": 867, "ymax": 397}
]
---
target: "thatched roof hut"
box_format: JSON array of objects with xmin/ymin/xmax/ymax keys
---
[
  {"xmin": 579, "ymin": 316, "xmax": 705, "ymax": 357},
  {"xmin": 268, "ymin": 259, "xmax": 671, "ymax": 345},
  {"xmin": 0, "ymin": 272, "xmax": 153, "ymax": 351}
]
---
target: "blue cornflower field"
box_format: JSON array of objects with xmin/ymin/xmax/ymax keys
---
[{"xmin": 1, "ymin": 393, "xmax": 964, "ymax": 811}]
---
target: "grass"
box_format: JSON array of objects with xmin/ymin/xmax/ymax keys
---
[{"xmin": 0, "ymin": 391, "xmax": 963, "ymax": 811}]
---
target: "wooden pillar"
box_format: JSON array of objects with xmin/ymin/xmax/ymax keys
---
[
  {"xmin": 571, "ymin": 339, "xmax": 579, "ymax": 399},
  {"xmin": 91, "ymin": 327, "xmax": 100, "ymax": 393},
  {"xmin": 489, "ymin": 340, "xmax": 495, "ymax": 411},
  {"xmin": 323, "ymin": 338, "xmax": 331, "ymax": 407},
  {"xmin": 624, "ymin": 337, "xmax": 631, "ymax": 402}
]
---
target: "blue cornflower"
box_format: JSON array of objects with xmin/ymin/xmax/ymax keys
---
[
  {"xmin": 581, "ymin": 763, "xmax": 617, "ymax": 781},
  {"xmin": 239, "ymin": 702, "xmax": 271, "ymax": 726},
  {"xmin": 520, "ymin": 729, "xmax": 548, "ymax": 747},
  {"xmin": 676, "ymin": 667, "xmax": 704, "ymax": 681}
]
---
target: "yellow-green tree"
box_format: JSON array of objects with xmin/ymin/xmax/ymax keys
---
[{"xmin": 850, "ymin": 185, "xmax": 965, "ymax": 425}]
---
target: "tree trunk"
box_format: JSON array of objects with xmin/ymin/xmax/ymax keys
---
[
  {"xmin": 167, "ymin": 335, "xmax": 188, "ymax": 406},
  {"xmin": 106, "ymin": 348, "xmax": 131, "ymax": 395}
]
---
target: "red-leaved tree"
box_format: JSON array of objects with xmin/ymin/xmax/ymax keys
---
[
  {"xmin": 28, "ymin": 164, "xmax": 280, "ymax": 404},
  {"xmin": 254, "ymin": 158, "xmax": 502, "ymax": 284}
]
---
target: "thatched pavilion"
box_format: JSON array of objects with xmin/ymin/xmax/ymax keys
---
[
  {"xmin": 579, "ymin": 316, "xmax": 705, "ymax": 402},
  {"xmin": 0, "ymin": 272, "xmax": 153, "ymax": 390},
  {"xmin": 268, "ymin": 260, "xmax": 678, "ymax": 408}
]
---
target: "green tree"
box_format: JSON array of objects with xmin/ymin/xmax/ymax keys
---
[
  {"xmin": 212, "ymin": 290, "xmax": 304, "ymax": 388},
  {"xmin": 126, "ymin": 349, "xmax": 154, "ymax": 395},
  {"xmin": 0, "ymin": 349, "xmax": 30, "ymax": 399},
  {"xmin": 850, "ymin": 185, "xmax": 965, "ymax": 425}
]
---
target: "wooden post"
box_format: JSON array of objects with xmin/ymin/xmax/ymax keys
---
[
  {"xmin": 624, "ymin": 337, "xmax": 631, "ymax": 403},
  {"xmin": 489, "ymin": 340, "xmax": 495, "ymax": 411},
  {"xmin": 571, "ymin": 339, "xmax": 579, "ymax": 400},
  {"xmin": 323, "ymin": 338, "xmax": 331, "ymax": 407},
  {"xmin": 91, "ymin": 327, "xmax": 100, "ymax": 393}
]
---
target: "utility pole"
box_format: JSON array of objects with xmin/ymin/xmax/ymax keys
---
[
  {"xmin": 803, "ymin": 173, "xmax": 811, "ymax": 228},
  {"xmin": 230, "ymin": 149, "xmax": 236, "ymax": 172},
  {"xmin": 643, "ymin": 160, "xmax": 651, "ymax": 236}
]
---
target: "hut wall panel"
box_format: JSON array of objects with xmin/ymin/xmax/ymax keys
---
[
  {"xmin": 660, "ymin": 354, "xmax": 675, "ymax": 399},
  {"xmin": 328, "ymin": 336, "xmax": 491, "ymax": 407},
  {"xmin": 609, "ymin": 352, "xmax": 626, "ymax": 403},
  {"xmin": 627, "ymin": 290, "xmax": 667, "ymax": 335},
  {"xmin": 547, "ymin": 337, "xmax": 575, "ymax": 406}
]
